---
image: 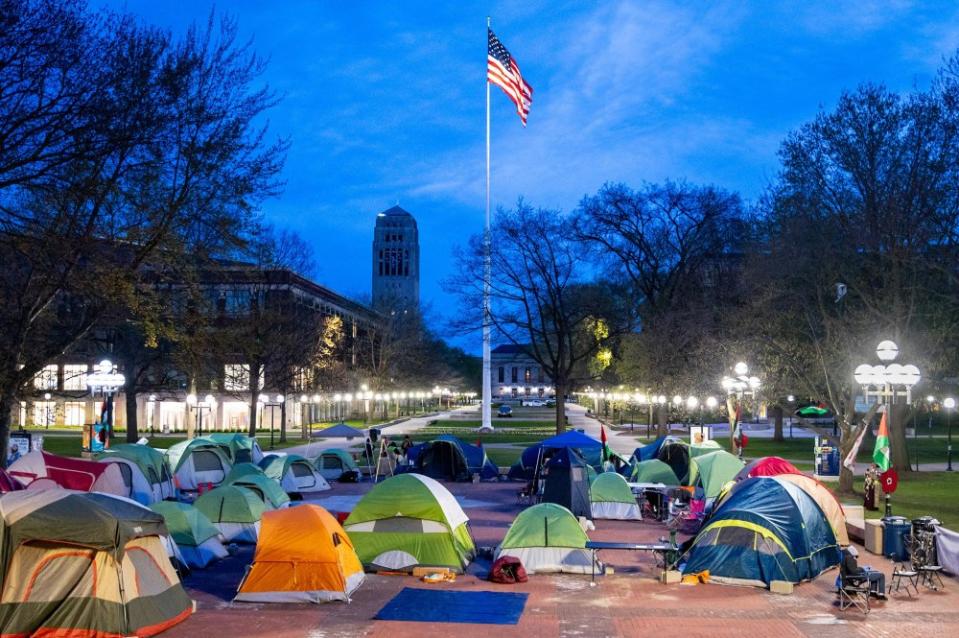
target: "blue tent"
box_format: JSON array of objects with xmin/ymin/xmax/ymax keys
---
[
  {"xmin": 508, "ymin": 431, "xmax": 604, "ymax": 480},
  {"xmin": 682, "ymin": 476, "xmax": 841, "ymax": 587},
  {"xmin": 405, "ymin": 434, "xmax": 499, "ymax": 481},
  {"xmin": 631, "ymin": 435, "xmax": 681, "ymax": 463}
]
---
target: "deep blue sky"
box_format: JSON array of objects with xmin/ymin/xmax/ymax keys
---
[{"xmin": 105, "ymin": 1, "xmax": 959, "ymax": 351}]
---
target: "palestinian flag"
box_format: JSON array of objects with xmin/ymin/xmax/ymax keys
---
[
  {"xmin": 873, "ymin": 410, "xmax": 891, "ymax": 471},
  {"xmin": 600, "ymin": 424, "xmax": 610, "ymax": 462}
]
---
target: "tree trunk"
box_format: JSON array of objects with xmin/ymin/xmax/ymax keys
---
[
  {"xmin": 890, "ymin": 402, "xmax": 913, "ymax": 473},
  {"xmin": 279, "ymin": 398, "xmax": 287, "ymax": 443},
  {"xmin": 656, "ymin": 405, "xmax": 667, "ymax": 438},
  {"xmin": 247, "ymin": 362, "xmax": 261, "ymax": 438},
  {"xmin": 125, "ymin": 386, "xmax": 139, "ymax": 443},
  {"xmin": 772, "ymin": 405, "xmax": 784, "ymax": 442},
  {"xmin": 0, "ymin": 388, "xmax": 15, "ymax": 469},
  {"xmin": 554, "ymin": 382, "xmax": 566, "ymax": 434}
]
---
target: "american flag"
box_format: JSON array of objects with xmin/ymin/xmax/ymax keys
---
[{"xmin": 488, "ymin": 28, "xmax": 533, "ymax": 126}]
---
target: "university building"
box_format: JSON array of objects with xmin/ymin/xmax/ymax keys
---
[{"xmin": 490, "ymin": 344, "xmax": 554, "ymax": 399}]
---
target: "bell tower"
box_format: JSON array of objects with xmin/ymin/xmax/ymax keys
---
[{"xmin": 372, "ymin": 205, "xmax": 420, "ymax": 312}]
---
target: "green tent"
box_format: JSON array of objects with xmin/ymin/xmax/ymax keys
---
[
  {"xmin": 690, "ymin": 440, "xmax": 723, "ymax": 457},
  {"xmin": 688, "ymin": 450, "xmax": 745, "ymax": 499},
  {"xmin": 590, "ymin": 472, "xmax": 641, "ymax": 520},
  {"xmin": 225, "ymin": 462, "xmax": 266, "ymax": 484},
  {"xmin": 150, "ymin": 501, "xmax": 228, "ymax": 569},
  {"xmin": 194, "ymin": 485, "xmax": 270, "ymax": 543},
  {"xmin": 258, "ymin": 453, "xmax": 331, "ymax": 494},
  {"xmin": 494, "ymin": 503, "xmax": 597, "ymax": 574},
  {"xmin": 630, "ymin": 459, "xmax": 679, "ymax": 485},
  {"xmin": 206, "ymin": 433, "xmax": 264, "ymax": 464},
  {"xmin": 226, "ymin": 473, "xmax": 290, "ymax": 509},
  {"xmin": 164, "ymin": 438, "xmax": 233, "ymax": 491},
  {"xmin": 314, "ymin": 448, "xmax": 360, "ymax": 481},
  {"xmin": 95, "ymin": 443, "xmax": 174, "ymax": 504},
  {"xmin": 343, "ymin": 473, "xmax": 475, "ymax": 572}
]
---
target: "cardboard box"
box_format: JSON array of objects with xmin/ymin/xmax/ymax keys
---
[
  {"xmin": 864, "ymin": 519, "xmax": 884, "ymax": 555},
  {"xmin": 661, "ymin": 570, "xmax": 682, "ymax": 584},
  {"xmin": 412, "ymin": 567, "xmax": 450, "ymax": 577},
  {"xmin": 770, "ymin": 580, "xmax": 794, "ymax": 595}
]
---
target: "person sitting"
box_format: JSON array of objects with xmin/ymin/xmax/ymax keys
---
[{"xmin": 842, "ymin": 546, "xmax": 885, "ymax": 599}]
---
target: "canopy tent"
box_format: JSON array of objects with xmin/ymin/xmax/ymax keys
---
[
  {"xmin": 96, "ymin": 443, "xmax": 174, "ymax": 505},
  {"xmin": 226, "ymin": 472, "xmax": 291, "ymax": 509},
  {"xmin": 313, "ymin": 448, "xmax": 361, "ymax": 482},
  {"xmin": 225, "ymin": 462, "xmax": 266, "ymax": 484},
  {"xmin": 405, "ymin": 435, "xmax": 499, "ymax": 481},
  {"xmin": 590, "ymin": 472, "xmax": 641, "ymax": 520},
  {"xmin": 259, "ymin": 453, "xmax": 331, "ymax": 494},
  {"xmin": 541, "ymin": 447, "xmax": 592, "ymax": 519},
  {"xmin": 194, "ymin": 485, "xmax": 270, "ymax": 543},
  {"xmin": 735, "ymin": 456, "xmax": 801, "ymax": 482},
  {"xmin": 312, "ymin": 423, "xmax": 366, "ymax": 439},
  {"xmin": 682, "ymin": 476, "xmax": 841, "ymax": 587},
  {"xmin": 629, "ymin": 459, "xmax": 680, "ymax": 485},
  {"xmin": 165, "ymin": 439, "xmax": 233, "ymax": 492},
  {"xmin": 775, "ymin": 474, "xmax": 850, "ymax": 546},
  {"xmin": 150, "ymin": 501, "xmax": 227, "ymax": 569},
  {"xmin": 0, "ymin": 490, "xmax": 192, "ymax": 637},
  {"xmin": 656, "ymin": 440, "xmax": 691, "ymax": 483},
  {"xmin": 206, "ymin": 433, "xmax": 265, "ymax": 464},
  {"xmin": 494, "ymin": 503, "xmax": 599, "ymax": 574},
  {"xmin": 235, "ymin": 504, "xmax": 365, "ymax": 603},
  {"xmin": 688, "ymin": 450, "xmax": 745, "ymax": 500},
  {"xmin": 0, "ymin": 468, "xmax": 22, "ymax": 493},
  {"xmin": 8, "ymin": 450, "xmax": 126, "ymax": 496},
  {"xmin": 343, "ymin": 473, "xmax": 475, "ymax": 573}
]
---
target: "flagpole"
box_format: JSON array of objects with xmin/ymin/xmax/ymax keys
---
[{"xmin": 481, "ymin": 16, "xmax": 493, "ymax": 432}]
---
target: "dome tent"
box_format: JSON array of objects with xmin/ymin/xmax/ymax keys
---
[
  {"xmin": 0, "ymin": 490, "xmax": 192, "ymax": 637},
  {"xmin": 259, "ymin": 453, "xmax": 331, "ymax": 494},
  {"xmin": 235, "ymin": 505, "xmax": 365, "ymax": 603},
  {"xmin": 629, "ymin": 459, "xmax": 679, "ymax": 485},
  {"xmin": 96, "ymin": 444, "xmax": 175, "ymax": 504},
  {"xmin": 495, "ymin": 503, "xmax": 600, "ymax": 574},
  {"xmin": 774, "ymin": 474, "xmax": 849, "ymax": 546},
  {"xmin": 314, "ymin": 448, "xmax": 361, "ymax": 481},
  {"xmin": 227, "ymin": 472, "xmax": 291, "ymax": 509},
  {"xmin": 541, "ymin": 447, "xmax": 593, "ymax": 518},
  {"xmin": 656, "ymin": 440, "xmax": 691, "ymax": 483},
  {"xmin": 343, "ymin": 473, "xmax": 475, "ymax": 572},
  {"xmin": 734, "ymin": 456, "xmax": 801, "ymax": 481},
  {"xmin": 687, "ymin": 450, "xmax": 745, "ymax": 500},
  {"xmin": 165, "ymin": 439, "xmax": 233, "ymax": 492},
  {"xmin": 225, "ymin": 462, "xmax": 266, "ymax": 484},
  {"xmin": 206, "ymin": 433, "xmax": 264, "ymax": 464},
  {"xmin": 509, "ymin": 431, "xmax": 603, "ymax": 480},
  {"xmin": 150, "ymin": 501, "xmax": 228, "ymax": 569},
  {"xmin": 8, "ymin": 451, "xmax": 127, "ymax": 496},
  {"xmin": 405, "ymin": 435, "xmax": 499, "ymax": 481},
  {"xmin": 590, "ymin": 472, "xmax": 641, "ymax": 520},
  {"xmin": 194, "ymin": 485, "xmax": 270, "ymax": 543},
  {"xmin": 682, "ymin": 477, "xmax": 841, "ymax": 587}
]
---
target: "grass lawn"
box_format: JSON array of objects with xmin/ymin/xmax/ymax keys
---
[
  {"xmin": 862, "ymin": 472, "xmax": 959, "ymax": 529},
  {"xmin": 485, "ymin": 446, "xmax": 525, "ymax": 468},
  {"xmin": 35, "ymin": 433, "xmax": 308, "ymax": 458}
]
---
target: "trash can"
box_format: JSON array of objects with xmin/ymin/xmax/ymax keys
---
[{"xmin": 882, "ymin": 516, "xmax": 911, "ymax": 562}]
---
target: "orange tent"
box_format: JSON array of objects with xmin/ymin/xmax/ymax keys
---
[{"xmin": 234, "ymin": 504, "xmax": 364, "ymax": 603}]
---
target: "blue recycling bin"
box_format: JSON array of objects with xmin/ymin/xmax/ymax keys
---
[{"xmin": 882, "ymin": 516, "xmax": 911, "ymax": 562}]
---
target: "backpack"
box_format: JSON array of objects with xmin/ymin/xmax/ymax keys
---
[{"xmin": 489, "ymin": 555, "xmax": 528, "ymax": 584}]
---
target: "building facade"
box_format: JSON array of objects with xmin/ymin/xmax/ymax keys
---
[
  {"xmin": 371, "ymin": 205, "xmax": 420, "ymax": 312},
  {"xmin": 490, "ymin": 344, "xmax": 554, "ymax": 399}
]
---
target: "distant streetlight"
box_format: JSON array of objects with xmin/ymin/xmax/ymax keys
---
[
  {"xmin": 87, "ymin": 359, "xmax": 125, "ymax": 443},
  {"xmin": 722, "ymin": 361, "xmax": 760, "ymax": 459},
  {"xmin": 945, "ymin": 397, "xmax": 956, "ymax": 472},
  {"xmin": 259, "ymin": 394, "xmax": 284, "ymax": 450}
]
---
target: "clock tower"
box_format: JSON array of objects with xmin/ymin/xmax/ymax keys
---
[{"xmin": 372, "ymin": 205, "xmax": 420, "ymax": 313}]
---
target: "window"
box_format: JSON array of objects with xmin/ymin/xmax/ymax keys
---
[
  {"xmin": 511, "ymin": 367, "xmax": 518, "ymax": 383},
  {"xmin": 63, "ymin": 365, "xmax": 87, "ymax": 391},
  {"xmin": 497, "ymin": 367, "xmax": 504, "ymax": 383},
  {"xmin": 224, "ymin": 364, "xmax": 250, "ymax": 391},
  {"xmin": 33, "ymin": 401, "xmax": 56, "ymax": 427},
  {"xmin": 33, "ymin": 365, "xmax": 58, "ymax": 390},
  {"xmin": 64, "ymin": 402, "xmax": 85, "ymax": 426},
  {"xmin": 524, "ymin": 367, "xmax": 531, "ymax": 383},
  {"xmin": 537, "ymin": 367, "xmax": 544, "ymax": 383}
]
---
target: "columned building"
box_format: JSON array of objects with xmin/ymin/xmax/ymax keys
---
[
  {"xmin": 490, "ymin": 344, "xmax": 554, "ymax": 399},
  {"xmin": 372, "ymin": 205, "xmax": 420, "ymax": 313}
]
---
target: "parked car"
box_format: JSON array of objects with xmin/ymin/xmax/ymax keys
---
[
  {"xmin": 521, "ymin": 399, "xmax": 547, "ymax": 407},
  {"xmin": 497, "ymin": 404, "xmax": 513, "ymax": 418}
]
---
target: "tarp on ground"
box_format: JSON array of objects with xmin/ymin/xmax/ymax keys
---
[
  {"xmin": 494, "ymin": 503, "xmax": 598, "ymax": 574},
  {"xmin": 343, "ymin": 473, "xmax": 475, "ymax": 572},
  {"xmin": 629, "ymin": 459, "xmax": 679, "ymax": 485},
  {"xmin": 235, "ymin": 505, "xmax": 365, "ymax": 603},
  {"xmin": 405, "ymin": 435, "xmax": 499, "ymax": 481},
  {"xmin": 590, "ymin": 472, "xmax": 641, "ymax": 520},
  {"xmin": 682, "ymin": 476, "xmax": 841, "ymax": 587}
]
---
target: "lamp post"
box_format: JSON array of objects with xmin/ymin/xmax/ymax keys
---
[
  {"xmin": 787, "ymin": 395, "xmax": 795, "ymax": 438},
  {"xmin": 259, "ymin": 394, "xmax": 283, "ymax": 450},
  {"xmin": 853, "ymin": 340, "xmax": 920, "ymax": 516},
  {"xmin": 87, "ymin": 359, "xmax": 125, "ymax": 444},
  {"xmin": 945, "ymin": 397, "xmax": 955, "ymax": 472},
  {"xmin": 186, "ymin": 393, "xmax": 216, "ymax": 438},
  {"xmin": 722, "ymin": 361, "xmax": 761, "ymax": 460}
]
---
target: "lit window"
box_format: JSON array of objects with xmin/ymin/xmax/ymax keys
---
[
  {"xmin": 64, "ymin": 402, "xmax": 86, "ymax": 426},
  {"xmin": 63, "ymin": 365, "xmax": 88, "ymax": 391},
  {"xmin": 33, "ymin": 365, "xmax": 58, "ymax": 390},
  {"xmin": 224, "ymin": 364, "xmax": 250, "ymax": 391}
]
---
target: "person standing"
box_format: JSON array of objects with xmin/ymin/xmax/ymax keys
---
[{"xmin": 863, "ymin": 465, "xmax": 878, "ymax": 511}]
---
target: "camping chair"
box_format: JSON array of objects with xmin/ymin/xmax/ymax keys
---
[
  {"xmin": 888, "ymin": 563, "xmax": 919, "ymax": 598},
  {"xmin": 917, "ymin": 565, "xmax": 945, "ymax": 591},
  {"xmin": 838, "ymin": 563, "xmax": 871, "ymax": 614}
]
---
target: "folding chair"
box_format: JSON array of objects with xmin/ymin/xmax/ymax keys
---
[
  {"xmin": 888, "ymin": 563, "xmax": 919, "ymax": 598},
  {"xmin": 918, "ymin": 565, "xmax": 945, "ymax": 591},
  {"xmin": 838, "ymin": 566, "xmax": 871, "ymax": 614}
]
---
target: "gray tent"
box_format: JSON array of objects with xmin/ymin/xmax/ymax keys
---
[{"xmin": 542, "ymin": 447, "xmax": 592, "ymax": 519}]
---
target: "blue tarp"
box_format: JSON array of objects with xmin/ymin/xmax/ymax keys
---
[
  {"xmin": 683, "ymin": 476, "xmax": 841, "ymax": 586},
  {"xmin": 519, "ymin": 431, "xmax": 601, "ymax": 467},
  {"xmin": 376, "ymin": 588, "xmax": 528, "ymax": 625},
  {"xmin": 311, "ymin": 423, "xmax": 366, "ymax": 439}
]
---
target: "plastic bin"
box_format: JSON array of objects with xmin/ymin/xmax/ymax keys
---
[{"xmin": 882, "ymin": 516, "xmax": 911, "ymax": 562}]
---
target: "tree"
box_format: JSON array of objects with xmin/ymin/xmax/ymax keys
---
[
  {"xmin": 448, "ymin": 202, "xmax": 629, "ymax": 433},
  {"xmin": 0, "ymin": 2, "xmax": 286, "ymax": 461}
]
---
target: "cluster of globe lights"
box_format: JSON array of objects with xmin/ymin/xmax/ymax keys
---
[
  {"xmin": 853, "ymin": 340, "xmax": 921, "ymax": 388},
  {"xmin": 249, "ymin": 388, "xmax": 476, "ymax": 405},
  {"xmin": 721, "ymin": 361, "xmax": 761, "ymax": 394},
  {"xmin": 585, "ymin": 389, "xmax": 720, "ymax": 410}
]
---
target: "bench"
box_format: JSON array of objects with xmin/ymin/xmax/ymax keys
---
[{"xmin": 585, "ymin": 540, "xmax": 678, "ymax": 583}]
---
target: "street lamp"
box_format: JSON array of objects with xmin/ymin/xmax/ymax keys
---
[
  {"xmin": 87, "ymin": 359, "xmax": 125, "ymax": 443},
  {"xmin": 945, "ymin": 397, "xmax": 955, "ymax": 472},
  {"xmin": 854, "ymin": 340, "xmax": 920, "ymax": 516},
  {"xmin": 722, "ymin": 361, "xmax": 760, "ymax": 459},
  {"xmin": 186, "ymin": 393, "xmax": 216, "ymax": 438},
  {"xmin": 787, "ymin": 394, "xmax": 796, "ymax": 438}
]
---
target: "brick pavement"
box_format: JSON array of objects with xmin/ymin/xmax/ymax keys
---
[{"xmin": 163, "ymin": 480, "xmax": 959, "ymax": 638}]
